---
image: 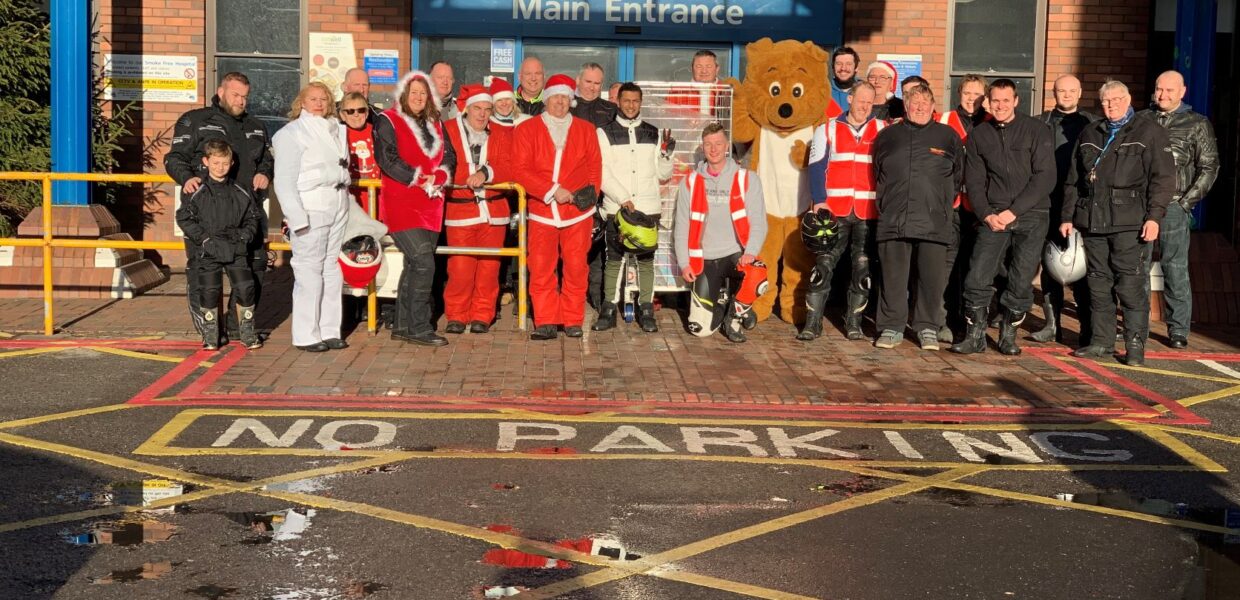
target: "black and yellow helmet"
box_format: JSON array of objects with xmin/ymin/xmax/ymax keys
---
[
  {"xmin": 615, "ymin": 207, "xmax": 660, "ymax": 253},
  {"xmin": 800, "ymin": 208, "xmax": 843, "ymax": 255}
]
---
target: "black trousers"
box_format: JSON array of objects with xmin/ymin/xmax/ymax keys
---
[
  {"xmin": 1082, "ymin": 230, "xmax": 1151, "ymax": 344},
  {"xmin": 196, "ymin": 256, "xmax": 257, "ymax": 311},
  {"xmin": 877, "ymin": 239, "xmax": 949, "ymax": 334},
  {"xmin": 807, "ymin": 214, "xmax": 873, "ymax": 300},
  {"xmin": 186, "ymin": 253, "xmax": 262, "ymax": 335},
  {"xmin": 962, "ymin": 210, "xmax": 1049, "ymax": 313},
  {"xmin": 587, "ymin": 216, "xmax": 606, "ymax": 309},
  {"xmin": 392, "ymin": 228, "xmax": 439, "ymax": 336}
]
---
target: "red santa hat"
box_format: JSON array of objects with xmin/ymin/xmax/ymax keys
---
[
  {"xmin": 543, "ymin": 74, "xmax": 576, "ymax": 100},
  {"xmin": 488, "ymin": 77, "xmax": 515, "ymax": 102},
  {"xmin": 456, "ymin": 83, "xmax": 492, "ymax": 112},
  {"xmin": 865, "ymin": 61, "xmax": 898, "ymax": 99}
]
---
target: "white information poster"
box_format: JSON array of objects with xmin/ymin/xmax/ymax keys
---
[
  {"xmin": 877, "ymin": 54, "xmax": 923, "ymax": 99},
  {"xmin": 102, "ymin": 54, "xmax": 198, "ymax": 103},
  {"xmin": 309, "ymin": 33, "xmax": 358, "ymax": 100}
]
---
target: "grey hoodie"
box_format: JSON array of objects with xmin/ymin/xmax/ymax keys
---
[{"xmin": 674, "ymin": 157, "xmax": 767, "ymax": 271}]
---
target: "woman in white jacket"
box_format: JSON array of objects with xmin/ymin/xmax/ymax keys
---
[{"xmin": 272, "ymin": 81, "xmax": 352, "ymax": 352}]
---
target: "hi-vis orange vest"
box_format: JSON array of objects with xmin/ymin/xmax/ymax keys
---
[
  {"xmin": 685, "ymin": 170, "xmax": 750, "ymax": 276},
  {"xmin": 824, "ymin": 118, "xmax": 886, "ymax": 220}
]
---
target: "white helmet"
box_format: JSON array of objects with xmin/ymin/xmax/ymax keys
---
[
  {"xmin": 686, "ymin": 290, "xmax": 719, "ymax": 338},
  {"xmin": 1043, "ymin": 230, "xmax": 1087, "ymax": 285}
]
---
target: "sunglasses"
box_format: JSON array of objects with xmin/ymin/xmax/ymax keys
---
[{"xmin": 341, "ymin": 107, "xmax": 369, "ymax": 116}]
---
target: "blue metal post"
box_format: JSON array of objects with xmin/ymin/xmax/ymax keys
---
[{"xmin": 50, "ymin": 0, "xmax": 91, "ymax": 205}]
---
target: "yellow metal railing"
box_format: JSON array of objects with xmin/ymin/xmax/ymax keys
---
[{"xmin": 0, "ymin": 172, "xmax": 528, "ymax": 336}]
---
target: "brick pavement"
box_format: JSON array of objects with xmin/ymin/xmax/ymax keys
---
[{"xmin": 3, "ymin": 268, "xmax": 1238, "ymax": 417}]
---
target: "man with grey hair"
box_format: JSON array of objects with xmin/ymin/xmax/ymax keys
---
[
  {"xmin": 1061, "ymin": 80, "xmax": 1175, "ymax": 366},
  {"xmin": 1138, "ymin": 70, "xmax": 1219, "ymax": 349},
  {"xmin": 1032, "ymin": 74, "xmax": 1098, "ymax": 344},
  {"xmin": 571, "ymin": 62, "xmax": 617, "ymax": 128},
  {"xmin": 430, "ymin": 61, "xmax": 459, "ymax": 121}
]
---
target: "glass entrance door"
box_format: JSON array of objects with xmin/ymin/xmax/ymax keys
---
[
  {"xmin": 522, "ymin": 41, "xmax": 620, "ymax": 87},
  {"xmin": 632, "ymin": 45, "xmax": 732, "ymax": 82}
]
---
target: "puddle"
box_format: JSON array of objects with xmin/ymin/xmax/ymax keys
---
[
  {"xmin": 1056, "ymin": 492, "xmax": 1186, "ymax": 517},
  {"xmin": 64, "ymin": 520, "xmax": 176, "ymax": 545},
  {"xmin": 477, "ymin": 585, "xmax": 528, "ymax": 598},
  {"xmin": 186, "ymin": 585, "xmax": 238, "ymax": 599},
  {"xmin": 482, "ymin": 536, "xmax": 641, "ymax": 569},
  {"xmin": 91, "ymin": 561, "xmax": 176, "ymax": 584},
  {"xmin": 264, "ymin": 476, "xmax": 335, "ymax": 494},
  {"xmin": 112, "ymin": 479, "xmax": 185, "ymax": 513}
]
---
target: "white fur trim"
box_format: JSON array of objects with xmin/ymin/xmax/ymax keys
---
[{"xmin": 544, "ymin": 83, "xmax": 573, "ymax": 99}]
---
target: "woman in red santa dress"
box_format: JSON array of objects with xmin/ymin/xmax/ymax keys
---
[
  {"xmin": 373, "ymin": 70, "xmax": 457, "ymax": 346},
  {"xmin": 513, "ymin": 74, "xmax": 603, "ymax": 340}
]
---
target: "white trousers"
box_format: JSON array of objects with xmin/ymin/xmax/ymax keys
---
[{"xmin": 289, "ymin": 207, "xmax": 348, "ymax": 346}]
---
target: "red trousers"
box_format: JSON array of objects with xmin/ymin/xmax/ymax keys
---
[
  {"xmin": 528, "ymin": 219, "xmax": 592, "ymax": 327},
  {"xmin": 443, "ymin": 223, "xmax": 507, "ymax": 323}
]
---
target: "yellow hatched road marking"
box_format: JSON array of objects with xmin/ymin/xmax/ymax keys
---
[
  {"xmin": 87, "ymin": 345, "xmax": 185, "ymax": 363},
  {"xmin": 519, "ymin": 467, "xmax": 982, "ymax": 599},
  {"xmin": 0, "ymin": 403, "xmax": 138, "ymax": 431}
]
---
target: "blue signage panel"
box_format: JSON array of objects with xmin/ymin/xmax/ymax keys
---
[
  {"xmin": 490, "ymin": 38, "xmax": 517, "ymax": 72},
  {"xmin": 412, "ymin": 0, "xmax": 843, "ymax": 45}
]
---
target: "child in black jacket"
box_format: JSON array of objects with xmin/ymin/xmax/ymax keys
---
[{"xmin": 175, "ymin": 140, "xmax": 262, "ymax": 350}]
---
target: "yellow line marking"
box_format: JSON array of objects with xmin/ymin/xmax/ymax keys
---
[
  {"xmin": 0, "ymin": 488, "xmax": 230, "ymax": 534},
  {"xmin": 1170, "ymin": 384, "xmax": 1240, "ymax": 409},
  {"xmin": 830, "ymin": 464, "xmax": 1238, "ymax": 535},
  {"xmin": 1107, "ymin": 422, "xmax": 1228, "ymax": 472},
  {"xmin": 87, "ymin": 345, "xmax": 185, "ymax": 363},
  {"xmin": 652, "ymin": 571, "xmax": 821, "ymax": 600},
  {"xmin": 0, "ymin": 331, "xmax": 13, "ymax": 338},
  {"xmin": 1148, "ymin": 424, "xmax": 1240, "ymax": 446},
  {"xmin": 1102, "ymin": 361, "xmax": 1240, "ymax": 384},
  {"xmin": 520, "ymin": 467, "xmax": 982, "ymax": 599},
  {"xmin": 0, "ymin": 431, "xmax": 236, "ymax": 488},
  {"xmin": 0, "ymin": 403, "xmax": 138, "ymax": 431},
  {"xmin": 0, "ymin": 347, "xmax": 68, "ymax": 359}
]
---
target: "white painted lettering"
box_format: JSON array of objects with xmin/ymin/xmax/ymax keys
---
[
  {"xmin": 313, "ymin": 420, "xmax": 396, "ymax": 450},
  {"xmin": 211, "ymin": 418, "xmax": 313, "ymax": 447},
  {"xmin": 1029, "ymin": 432, "xmax": 1134, "ymax": 462},
  {"xmin": 681, "ymin": 427, "xmax": 768, "ymax": 457},
  {"xmin": 670, "ymin": 5, "xmax": 689, "ymax": 23},
  {"xmin": 883, "ymin": 430, "xmax": 925, "ymax": 460},
  {"xmin": 513, "ymin": 0, "xmax": 540, "ymax": 19},
  {"xmin": 725, "ymin": 5, "xmax": 743, "ymax": 25},
  {"xmin": 497, "ymin": 422, "xmax": 577, "ymax": 452},
  {"xmin": 590, "ymin": 425, "xmax": 675, "ymax": 453},
  {"xmin": 767, "ymin": 428, "xmax": 857, "ymax": 458},
  {"xmin": 690, "ymin": 4, "xmax": 708, "ymax": 23},
  {"xmin": 942, "ymin": 431, "xmax": 1044, "ymax": 464}
]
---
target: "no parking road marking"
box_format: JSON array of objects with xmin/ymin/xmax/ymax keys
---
[{"xmin": 134, "ymin": 409, "xmax": 1224, "ymax": 471}]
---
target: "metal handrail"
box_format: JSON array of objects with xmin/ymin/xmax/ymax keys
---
[{"xmin": 0, "ymin": 172, "xmax": 528, "ymax": 336}]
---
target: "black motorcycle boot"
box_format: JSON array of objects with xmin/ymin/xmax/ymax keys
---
[
  {"xmin": 200, "ymin": 308, "xmax": 220, "ymax": 351},
  {"xmin": 998, "ymin": 309, "xmax": 1027, "ymax": 356},
  {"xmin": 591, "ymin": 302, "xmax": 618, "ymax": 331},
  {"xmin": 637, "ymin": 303, "xmax": 658, "ymax": 333},
  {"xmin": 949, "ymin": 306, "xmax": 988, "ymax": 354},
  {"xmin": 237, "ymin": 305, "xmax": 262, "ymax": 349},
  {"xmin": 844, "ymin": 292, "xmax": 868, "ymax": 341},
  {"xmin": 796, "ymin": 290, "xmax": 827, "ymax": 341}
]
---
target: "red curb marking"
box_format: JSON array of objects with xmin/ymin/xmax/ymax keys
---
[
  {"xmin": 1070, "ymin": 358, "xmax": 1209, "ymax": 425},
  {"xmin": 1029, "ymin": 349, "xmax": 1161, "ymax": 417},
  {"xmin": 177, "ymin": 346, "xmax": 248, "ymax": 398},
  {"xmin": 128, "ymin": 348, "xmax": 225, "ymax": 404}
]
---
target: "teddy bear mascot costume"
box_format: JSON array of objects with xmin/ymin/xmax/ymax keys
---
[{"xmin": 724, "ymin": 38, "xmax": 831, "ymax": 325}]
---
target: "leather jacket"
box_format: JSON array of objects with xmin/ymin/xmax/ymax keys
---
[
  {"xmin": 1063, "ymin": 113, "xmax": 1175, "ymax": 233},
  {"xmin": 1139, "ymin": 103, "xmax": 1219, "ymax": 210}
]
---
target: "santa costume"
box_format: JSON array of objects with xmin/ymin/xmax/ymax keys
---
[
  {"xmin": 442, "ymin": 84, "xmax": 513, "ymax": 332},
  {"xmin": 512, "ymin": 74, "xmax": 603, "ymax": 339}
]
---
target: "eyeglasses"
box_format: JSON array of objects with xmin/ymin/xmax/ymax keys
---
[{"xmin": 341, "ymin": 107, "xmax": 369, "ymax": 116}]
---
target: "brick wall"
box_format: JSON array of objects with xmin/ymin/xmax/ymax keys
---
[
  {"xmin": 1043, "ymin": 0, "xmax": 1151, "ymax": 113},
  {"xmin": 843, "ymin": 0, "xmax": 950, "ymax": 104},
  {"xmin": 95, "ymin": 0, "xmax": 410, "ymax": 269}
]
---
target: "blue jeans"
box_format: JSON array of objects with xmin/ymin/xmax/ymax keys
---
[{"xmin": 1158, "ymin": 204, "xmax": 1192, "ymax": 337}]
